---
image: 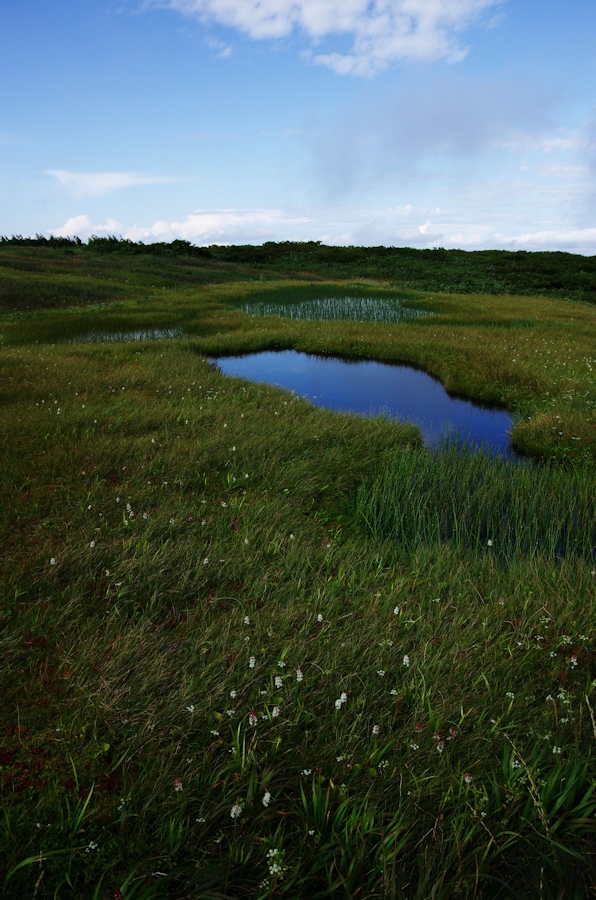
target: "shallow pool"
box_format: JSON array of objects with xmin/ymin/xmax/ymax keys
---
[{"xmin": 212, "ymin": 350, "xmax": 515, "ymax": 456}]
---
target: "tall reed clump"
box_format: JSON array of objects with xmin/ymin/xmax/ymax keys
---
[
  {"xmin": 234, "ymin": 283, "xmax": 431, "ymax": 325},
  {"xmin": 357, "ymin": 442, "xmax": 596, "ymax": 563}
]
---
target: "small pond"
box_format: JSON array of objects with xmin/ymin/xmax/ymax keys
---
[{"xmin": 212, "ymin": 350, "xmax": 515, "ymax": 456}]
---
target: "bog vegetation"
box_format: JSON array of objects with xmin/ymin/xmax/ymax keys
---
[{"xmin": 1, "ymin": 238, "xmax": 596, "ymax": 899}]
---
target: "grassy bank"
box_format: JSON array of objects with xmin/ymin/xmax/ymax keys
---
[
  {"xmin": 1, "ymin": 246, "xmax": 596, "ymax": 898},
  {"xmin": 2, "ymin": 261, "xmax": 596, "ymax": 461}
]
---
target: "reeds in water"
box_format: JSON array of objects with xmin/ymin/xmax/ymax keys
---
[{"xmin": 237, "ymin": 284, "xmax": 430, "ymax": 325}]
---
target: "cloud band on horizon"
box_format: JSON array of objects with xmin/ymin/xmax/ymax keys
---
[{"xmin": 48, "ymin": 209, "xmax": 596, "ymax": 255}]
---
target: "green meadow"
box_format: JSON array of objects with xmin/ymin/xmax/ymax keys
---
[{"xmin": 1, "ymin": 239, "xmax": 596, "ymax": 899}]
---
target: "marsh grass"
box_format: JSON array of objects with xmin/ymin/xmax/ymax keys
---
[
  {"xmin": 2, "ymin": 339, "xmax": 596, "ymax": 898},
  {"xmin": 234, "ymin": 283, "xmax": 430, "ymax": 325},
  {"xmin": 67, "ymin": 328, "xmax": 185, "ymax": 344},
  {"xmin": 0, "ymin": 242, "xmax": 271, "ymax": 313},
  {"xmin": 2, "ymin": 248, "xmax": 596, "ymax": 897},
  {"xmin": 357, "ymin": 442, "xmax": 596, "ymax": 563}
]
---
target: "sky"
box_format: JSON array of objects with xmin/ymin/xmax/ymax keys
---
[{"xmin": 1, "ymin": 0, "xmax": 595, "ymax": 252}]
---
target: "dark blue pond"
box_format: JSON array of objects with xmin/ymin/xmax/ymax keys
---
[{"xmin": 212, "ymin": 350, "xmax": 515, "ymax": 456}]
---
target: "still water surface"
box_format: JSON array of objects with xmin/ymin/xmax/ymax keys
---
[{"xmin": 213, "ymin": 350, "xmax": 514, "ymax": 455}]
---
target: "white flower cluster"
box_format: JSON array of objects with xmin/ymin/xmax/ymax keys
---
[
  {"xmin": 334, "ymin": 692, "xmax": 348, "ymax": 710},
  {"xmin": 267, "ymin": 848, "xmax": 288, "ymax": 878}
]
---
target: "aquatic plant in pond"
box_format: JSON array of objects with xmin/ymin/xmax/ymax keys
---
[
  {"xmin": 67, "ymin": 327, "xmax": 184, "ymax": 343},
  {"xmin": 234, "ymin": 283, "xmax": 431, "ymax": 325},
  {"xmin": 239, "ymin": 295, "xmax": 429, "ymax": 324}
]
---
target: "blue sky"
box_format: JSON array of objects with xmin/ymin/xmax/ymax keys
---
[{"xmin": 1, "ymin": 0, "xmax": 595, "ymax": 251}]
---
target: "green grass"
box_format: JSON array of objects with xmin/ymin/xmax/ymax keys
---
[
  {"xmin": 2, "ymin": 244, "xmax": 596, "ymax": 898},
  {"xmin": 357, "ymin": 442, "xmax": 596, "ymax": 563},
  {"xmin": 0, "ymin": 240, "xmax": 275, "ymax": 314},
  {"xmin": 206, "ymin": 241, "xmax": 596, "ymax": 305}
]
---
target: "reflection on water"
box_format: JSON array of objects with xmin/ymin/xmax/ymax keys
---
[
  {"xmin": 213, "ymin": 350, "xmax": 514, "ymax": 456},
  {"xmin": 68, "ymin": 328, "xmax": 184, "ymax": 343},
  {"xmin": 240, "ymin": 295, "xmax": 430, "ymax": 325}
]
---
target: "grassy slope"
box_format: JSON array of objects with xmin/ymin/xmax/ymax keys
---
[
  {"xmin": 209, "ymin": 242, "xmax": 596, "ymax": 305},
  {"xmin": 0, "ymin": 243, "xmax": 278, "ymax": 313},
  {"xmin": 1, "ymin": 246, "xmax": 596, "ymax": 898}
]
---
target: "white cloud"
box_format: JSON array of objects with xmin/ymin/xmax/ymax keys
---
[
  {"xmin": 495, "ymin": 227, "xmax": 596, "ymax": 254},
  {"xmin": 49, "ymin": 215, "xmax": 125, "ymax": 237},
  {"xmin": 48, "ymin": 208, "xmax": 596, "ymax": 254},
  {"xmin": 45, "ymin": 170, "xmax": 179, "ymax": 197},
  {"xmin": 160, "ymin": 0, "xmax": 501, "ymax": 75},
  {"xmin": 125, "ymin": 208, "xmax": 315, "ymax": 242},
  {"xmin": 49, "ymin": 205, "xmax": 435, "ymax": 245},
  {"xmin": 48, "ymin": 209, "xmax": 314, "ymax": 243}
]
